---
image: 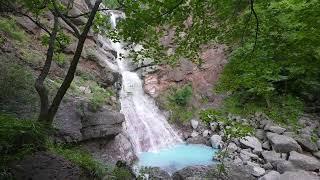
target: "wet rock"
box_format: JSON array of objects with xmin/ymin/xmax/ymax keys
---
[
  {"xmin": 258, "ymin": 170, "xmax": 280, "ymax": 180},
  {"xmin": 80, "ymin": 105, "xmax": 125, "ymax": 140},
  {"xmin": 279, "ymin": 170, "xmax": 319, "ymax": 180},
  {"xmin": 10, "ymin": 152, "xmax": 87, "ymax": 180},
  {"xmin": 288, "ymin": 151, "xmax": 320, "ymax": 171},
  {"xmin": 144, "ymin": 167, "xmax": 172, "ymax": 180},
  {"xmin": 266, "ymin": 132, "xmax": 302, "ymax": 153},
  {"xmin": 210, "ymin": 135, "xmax": 222, "ymax": 149},
  {"xmin": 191, "ymin": 119, "xmax": 199, "ymax": 129},
  {"xmin": 239, "ymin": 136, "xmax": 262, "ymax": 152},
  {"xmin": 186, "ymin": 136, "xmax": 207, "ymax": 145},
  {"xmin": 264, "ymin": 125, "xmax": 286, "ymax": 134},
  {"xmin": 296, "ymin": 136, "xmax": 318, "ymax": 152}
]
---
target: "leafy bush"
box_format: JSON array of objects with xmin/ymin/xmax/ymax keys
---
[
  {"xmin": 0, "ymin": 114, "xmax": 47, "ymax": 169},
  {"xmin": 168, "ymin": 85, "xmax": 193, "ymax": 106},
  {"xmin": 89, "ymin": 82, "xmax": 113, "ymax": 111},
  {"xmin": 0, "ymin": 17, "xmax": 26, "ymax": 42}
]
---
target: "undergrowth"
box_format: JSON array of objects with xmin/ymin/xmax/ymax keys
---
[{"xmin": 0, "ymin": 17, "xmax": 26, "ymax": 42}]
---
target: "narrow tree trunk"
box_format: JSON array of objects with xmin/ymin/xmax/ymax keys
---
[
  {"xmin": 35, "ymin": 15, "xmax": 59, "ymax": 123},
  {"xmin": 45, "ymin": 0, "xmax": 102, "ymax": 124}
]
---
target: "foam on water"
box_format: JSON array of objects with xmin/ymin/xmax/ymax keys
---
[{"xmin": 137, "ymin": 144, "xmax": 217, "ymax": 173}]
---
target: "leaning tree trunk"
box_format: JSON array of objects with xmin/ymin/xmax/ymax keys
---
[
  {"xmin": 44, "ymin": 0, "xmax": 103, "ymax": 124},
  {"xmin": 35, "ymin": 15, "xmax": 59, "ymax": 124}
]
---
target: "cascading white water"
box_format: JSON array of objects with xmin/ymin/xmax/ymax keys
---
[{"xmin": 109, "ymin": 12, "xmax": 182, "ymax": 153}]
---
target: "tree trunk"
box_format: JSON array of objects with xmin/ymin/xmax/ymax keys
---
[
  {"xmin": 44, "ymin": 0, "xmax": 103, "ymax": 124},
  {"xmin": 35, "ymin": 15, "xmax": 59, "ymax": 123}
]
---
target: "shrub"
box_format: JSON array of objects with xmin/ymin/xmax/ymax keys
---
[
  {"xmin": 0, "ymin": 114, "xmax": 47, "ymax": 169},
  {"xmin": 0, "ymin": 18, "xmax": 26, "ymax": 42},
  {"xmin": 168, "ymin": 85, "xmax": 193, "ymax": 106}
]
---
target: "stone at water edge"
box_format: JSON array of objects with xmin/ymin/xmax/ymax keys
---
[
  {"xmin": 279, "ymin": 170, "xmax": 319, "ymax": 180},
  {"xmin": 190, "ymin": 119, "xmax": 199, "ymax": 129},
  {"xmin": 288, "ymin": 151, "xmax": 320, "ymax": 171},
  {"xmin": 191, "ymin": 131, "xmax": 199, "ymax": 138},
  {"xmin": 239, "ymin": 136, "xmax": 263, "ymax": 152},
  {"xmin": 202, "ymin": 130, "xmax": 210, "ymax": 137},
  {"xmin": 210, "ymin": 135, "xmax": 222, "ymax": 149},
  {"xmin": 266, "ymin": 132, "xmax": 302, "ymax": 153},
  {"xmin": 258, "ymin": 170, "xmax": 280, "ymax": 180}
]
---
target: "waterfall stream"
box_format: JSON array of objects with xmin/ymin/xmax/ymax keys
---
[{"xmin": 109, "ymin": 12, "xmax": 182, "ymax": 153}]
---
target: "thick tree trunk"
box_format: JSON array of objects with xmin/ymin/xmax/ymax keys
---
[
  {"xmin": 35, "ymin": 15, "xmax": 59, "ymax": 123},
  {"xmin": 45, "ymin": 0, "xmax": 103, "ymax": 124}
]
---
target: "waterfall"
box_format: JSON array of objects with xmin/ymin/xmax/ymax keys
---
[{"xmin": 108, "ymin": 12, "xmax": 182, "ymax": 153}]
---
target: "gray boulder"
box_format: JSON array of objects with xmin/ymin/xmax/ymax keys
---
[
  {"xmin": 279, "ymin": 170, "xmax": 319, "ymax": 180},
  {"xmin": 264, "ymin": 125, "xmax": 286, "ymax": 134},
  {"xmin": 276, "ymin": 161, "xmax": 296, "ymax": 173},
  {"xmin": 261, "ymin": 151, "xmax": 285, "ymax": 166},
  {"xmin": 258, "ymin": 170, "xmax": 280, "ymax": 180},
  {"xmin": 239, "ymin": 136, "xmax": 262, "ymax": 152},
  {"xmin": 262, "ymin": 141, "xmax": 271, "ymax": 150},
  {"xmin": 313, "ymin": 151, "xmax": 320, "ymax": 159},
  {"xmin": 317, "ymin": 139, "xmax": 320, "ymax": 149},
  {"xmin": 256, "ymin": 129, "xmax": 266, "ymax": 140},
  {"xmin": 266, "ymin": 132, "xmax": 302, "ymax": 153},
  {"xmin": 191, "ymin": 119, "xmax": 199, "ymax": 129},
  {"xmin": 296, "ymin": 136, "xmax": 318, "ymax": 152},
  {"xmin": 144, "ymin": 167, "xmax": 172, "ymax": 180},
  {"xmin": 246, "ymin": 162, "xmax": 266, "ymax": 177},
  {"xmin": 210, "ymin": 135, "xmax": 222, "ymax": 149},
  {"xmin": 288, "ymin": 151, "xmax": 320, "ymax": 171},
  {"xmin": 186, "ymin": 136, "xmax": 207, "ymax": 145},
  {"xmin": 80, "ymin": 106, "xmax": 124, "ymax": 140}
]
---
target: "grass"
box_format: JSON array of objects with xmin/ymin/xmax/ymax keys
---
[
  {"xmin": 0, "ymin": 17, "xmax": 26, "ymax": 42},
  {"xmin": 47, "ymin": 142, "xmax": 108, "ymax": 178}
]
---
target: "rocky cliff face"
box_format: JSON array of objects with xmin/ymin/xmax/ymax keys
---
[{"xmin": 0, "ymin": 0, "xmax": 135, "ymax": 165}]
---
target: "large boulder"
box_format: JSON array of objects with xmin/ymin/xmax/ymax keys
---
[
  {"xmin": 279, "ymin": 170, "xmax": 319, "ymax": 180},
  {"xmin": 288, "ymin": 151, "xmax": 320, "ymax": 171},
  {"xmin": 239, "ymin": 136, "xmax": 262, "ymax": 152},
  {"xmin": 10, "ymin": 152, "xmax": 89, "ymax": 180},
  {"xmin": 80, "ymin": 105, "xmax": 125, "ymax": 140},
  {"xmin": 266, "ymin": 132, "xmax": 302, "ymax": 153}
]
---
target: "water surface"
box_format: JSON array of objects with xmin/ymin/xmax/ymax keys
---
[{"xmin": 137, "ymin": 144, "xmax": 217, "ymax": 173}]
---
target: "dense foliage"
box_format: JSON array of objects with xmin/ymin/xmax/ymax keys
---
[{"xmin": 118, "ymin": 0, "xmax": 320, "ymax": 123}]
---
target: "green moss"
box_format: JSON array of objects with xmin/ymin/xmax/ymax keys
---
[{"xmin": 0, "ymin": 17, "xmax": 26, "ymax": 42}]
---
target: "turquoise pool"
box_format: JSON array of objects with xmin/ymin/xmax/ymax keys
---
[{"xmin": 137, "ymin": 144, "xmax": 217, "ymax": 173}]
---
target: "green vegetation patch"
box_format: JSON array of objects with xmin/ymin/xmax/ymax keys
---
[
  {"xmin": 160, "ymin": 84, "xmax": 195, "ymax": 122},
  {"xmin": 0, "ymin": 114, "xmax": 47, "ymax": 170},
  {"xmin": 0, "ymin": 17, "xmax": 27, "ymax": 42}
]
